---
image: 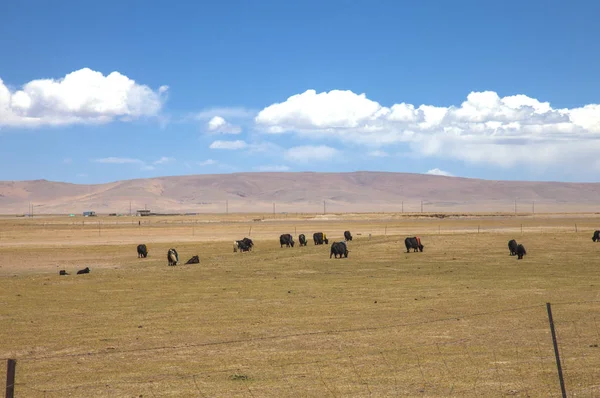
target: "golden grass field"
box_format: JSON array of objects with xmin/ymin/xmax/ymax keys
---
[{"xmin": 1, "ymin": 212, "xmax": 600, "ymax": 397}]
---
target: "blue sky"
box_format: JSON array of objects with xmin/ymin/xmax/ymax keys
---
[{"xmin": 1, "ymin": 0, "xmax": 600, "ymax": 183}]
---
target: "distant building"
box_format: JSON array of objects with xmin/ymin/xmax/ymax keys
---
[
  {"xmin": 83, "ymin": 211, "xmax": 97, "ymax": 217},
  {"xmin": 136, "ymin": 209, "xmax": 151, "ymax": 216}
]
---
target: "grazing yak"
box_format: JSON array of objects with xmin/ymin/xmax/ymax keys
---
[
  {"xmin": 168, "ymin": 248, "xmax": 179, "ymax": 266},
  {"xmin": 280, "ymin": 234, "xmax": 295, "ymax": 248},
  {"xmin": 137, "ymin": 244, "xmax": 148, "ymax": 258},
  {"xmin": 313, "ymin": 232, "xmax": 329, "ymax": 245},
  {"xmin": 298, "ymin": 234, "xmax": 307, "ymax": 246},
  {"xmin": 241, "ymin": 237, "xmax": 254, "ymax": 250},
  {"xmin": 508, "ymin": 239, "xmax": 518, "ymax": 256},
  {"xmin": 593, "ymin": 230, "xmax": 600, "ymax": 242},
  {"xmin": 405, "ymin": 237, "xmax": 424, "ymax": 253},
  {"xmin": 233, "ymin": 240, "xmax": 251, "ymax": 252},
  {"xmin": 344, "ymin": 231, "xmax": 353, "ymax": 241},
  {"xmin": 76, "ymin": 267, "xmax": 90, "ymax": 274},
  {"xmin": 185, "ymin": 255, "xmax": 200, "ymax": 264},
  {"xmin": 516, "ymin": 244, "xmax": 527, "ymax": 260},
  {"xmin": 59, "ymin": 270, "xmax": 69, "ymax": 276},
  {"xmin": 330, "ymin": 241, "xmax": 349, "ymax": 258}
]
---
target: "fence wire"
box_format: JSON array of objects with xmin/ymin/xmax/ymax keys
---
[{"xmin": 4, "ymin": 302, "xmax": 599, "ymax": 397}]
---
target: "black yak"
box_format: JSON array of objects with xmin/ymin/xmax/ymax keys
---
[
  {"xmin": 405, "ymin": 237, "xmax": 424, "ymax": 253},
  {"xmin": 330, "ymin": 241, "xmax": 349, "ymax": 258},
  {"xmin": 508, "ymin": 239, "xmax": 518, "ymax": 256}
]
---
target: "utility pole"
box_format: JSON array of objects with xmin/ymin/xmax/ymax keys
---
[
  {"xmin": 226, "ymin": 200, "xmax": 229, "ymax": 214},
  {"xmin": 129, "ymin": 200, "xmax": 132, "ymax": 216},
  {"xmin": 514, "ymin": 199, "xmax": 517, "ymax": 214},
  {"xmin": 323, "ymin": 200, "xmax": 326, "ymax": 215},
  {"xmin": 532, "ymin": 201, "xmax": 535, "ymax": 214},
  {"xmin": 273, "ymin": 202, "xmax": 275, "ymax": 215},
  {"xmin": 421, "ymin": 200, "xmax": 423, "ymax": 213},
  {"xmin": 401, "ymin": 201, "xmax": 404, "ymax": 213}
]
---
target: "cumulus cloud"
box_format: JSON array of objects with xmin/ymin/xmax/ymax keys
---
[
  {"xmin": 0, "ymin": 68, "xmax": 168, "ymax": 127},
  {"xmin": 209, "ymin": 140, "xmax": 248, "ymax": 150},
  {"xmin": 426, "ymin": 168, "xmax": 454, "ymax": 177},
  {"xmin": 207, "ymin": 116, "xmax": 242, "ymax": 134},
  {"xmin": 254, "ymin": 89, "xmax": 600, "ymax": 171},
  {"xmin": 285, "ymin": 145, "xmax": 339, "ymax": 163},
  {"xmin": 254, "ymin": 165, "xmax": 290, "ymax": 171}
]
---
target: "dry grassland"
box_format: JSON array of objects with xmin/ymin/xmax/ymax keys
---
[{"xmin": 1, "ymin": 213, "xmax": 600, "ymax": 397}]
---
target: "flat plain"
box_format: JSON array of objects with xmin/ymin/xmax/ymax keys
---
[{"xmin": 1, "ymin": 212, "xmax": 600, "ymax": 397}]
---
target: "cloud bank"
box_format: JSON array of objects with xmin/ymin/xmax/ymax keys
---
[
  {"xmin": 0, "ymin": 68, "xmax": 167, "ymax": 127},
  {"xmin": 254, "ymin": 89, "xmax": 600, "ymax": 171}
]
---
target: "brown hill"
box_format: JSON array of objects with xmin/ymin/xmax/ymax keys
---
[{"xmin": 0, "ymin": 172, "xmax": 599, "ymax": 215}]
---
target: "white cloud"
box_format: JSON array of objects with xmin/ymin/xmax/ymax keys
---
[
  {"xmin": 254, "ymin": 89, "xmax": 600, "ymax": 171},
  {"xmin": 63, "ymin": 157, "xmax": 72, "ymax": 164},
  {"xmin": 207, "ymin": 116, "xmax": 242, "ymax": 134},
  {"xmin": 209, "ymin": 140, "xmax": 248, "ymax": 150},
  {"xmin": 254, "ymin": 165, "xmax": 290, "ymax": 171},
  {"xmin": 153, "ymin": 156, "xmax": 175, "ymax": 165},
  {"xmin": 197, "ymin": 159, "xmax": 217, "ymax": 166},
  {"xmin": 367, "ymin": 150, "xmax": 389, "ymax": 157},
  {"xmin": 426, "ymin": 168, "xmax": 454, "ymax": 177},
  {"xmin": 0, "ymin": 68, "xmax": 167, "ymax": 127},
  {"xmin": 285, "ymin": 145, "xmax": 339, "ymax": 163}
]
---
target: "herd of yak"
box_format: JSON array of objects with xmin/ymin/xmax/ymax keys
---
[{"xmin": 61, "ymin": 229, "xmax": 600, "ymax": 273}]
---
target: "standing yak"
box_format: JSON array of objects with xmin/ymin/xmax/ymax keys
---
[
  {"xmin": 344, "ymin": 231, "xmax": 353, "ymax": 241},
  {"xmin": 313, "ymin": 232, "xmax": 329, "ymax": 245},
  {"xmin": 241, "ymin": 237, "xmax": 254, "ymax": 250},
  {"xmin": 280, "ymin": 234, "xmax": 295, "ymax": 248},
  {"xmin": 298, "ymin": 234, "xmax": 307, "ymax": 246},
  {"xmin": 404, "ymin": 237, "xmax": 424, "ymax": 253},
  {"xmin": 137, "ymin": 244, "xmax": 148, "ymax": 258},
  {"xmin": 508, "ymin": 239, "xmax": 518, "ymax": 256},
  {"xmin": 233, "ymin": 240, "xmax": 251, "ymax": 252},
  {"xmin": 168, "ymin": 248, "xmax": 179, "ymax": 266},
  {"xmin": 516, "ymin": 244, "xmax": 527, "ymax": 260},
  {"xmin": 593, "ymin": 230, "xmax": 600, "ymax": 242},
  {"xmin": 330, "ymin": 241, "xmax": 349, "ymax": 258}
]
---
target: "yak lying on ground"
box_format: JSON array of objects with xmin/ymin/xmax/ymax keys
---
[
  {"xmin": 298, "ymin": 234, "xmax": 307, "ymax": 246},
  {"xmin": 516, "ymin": 244, "xmax": 527, "ymax": 260},
  {"xmin": 404, "ymin": 237, "xmax": 424, "ymax": 253},
  {"xmin": 168, "ymin": 248, "xmax": 179, "ymax": 266},
  {"xmin": 508, "ymin": 239, "xmax": 518, "ymax": 256},
  {"xmin": 313, "ymin": 232, "xmax": 328, "ymax": 245},
  {"xmin": 330, "ymin": 241, "xmax": 349, "ymax": 258},
  {"xmin": 185, "ymin": 255, "xmax": 200, "ymax": 264},
  {"xmin": 137, "ymin": 244, "xmax": 148, "ymax": 258},
  {"xmin": 280, "ymin": 234, "xmax": 295, "ymax": 248},
  {"xmin": 233, "ymin": 240, "xmax": 251, "ymax": 252},
  {"xmin": 344, "ymin": 231, "xmax": 353, "ymax": 241},
  {"xmin": 76, "ymin": 267, "xmax": 90, "ymax": 274},
  {"xmin": 59, "ymin": 270, "xmax": 69, "ymax": 276},
  {"xmin": 593, "ymin": 230, "xmax": 600, "ymax": 242}
]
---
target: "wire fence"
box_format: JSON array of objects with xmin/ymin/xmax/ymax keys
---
[{"xmin": 5, "ymin": 301, "xmax": 600, "ymax": 397}]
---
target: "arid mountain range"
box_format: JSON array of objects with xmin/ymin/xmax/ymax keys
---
[{"xmin": 0, "ymin": 172, "xmax": 599, "ymax": 215}]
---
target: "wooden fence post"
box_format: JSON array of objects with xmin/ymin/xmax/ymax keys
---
[
  {"xmin": 546, "ymin": 303, "xmax": 567, "ymax": 398},
  {"xmin": 5, "ymin": 358, "xmax": 16, "ymax": 398}
]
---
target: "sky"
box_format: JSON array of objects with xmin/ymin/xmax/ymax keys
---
[{"xmin": 1, "ymin": 0, "xmax": 600, "ymax": 183}]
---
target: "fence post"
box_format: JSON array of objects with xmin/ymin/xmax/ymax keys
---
[
  {"xmin": 546, "ymin": 303, "xmax": 567, "ymax": 398},
  {"xmin": 5, "ymin": 358, "xmax": 16, "ymax": 398},
  {"xmin": 575, "ymin": 224, "xmax": 577, "ymax": 233}
]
